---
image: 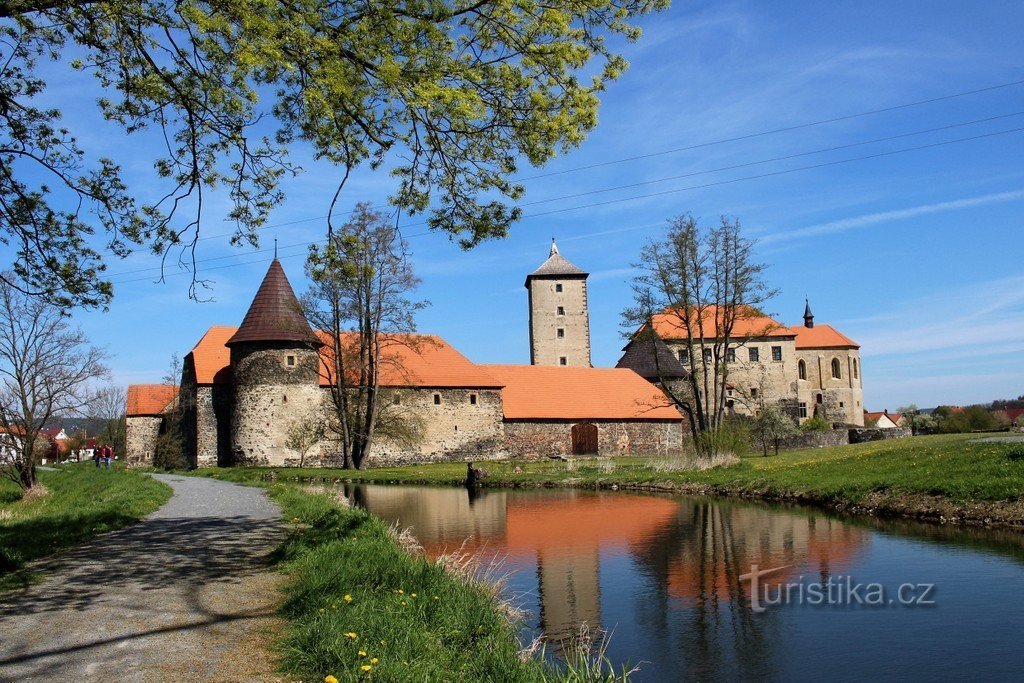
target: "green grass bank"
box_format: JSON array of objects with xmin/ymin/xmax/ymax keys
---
[
  {"xmin": 263, "ymin": 483, "xmax": 629, "ymax": 682},
  {"xmin": 0, "ymin": 463, "xmax": 172, "ymax": 591},
  {"xmin": 200, "ymin": 434, "xmax": 1024, "ymax": 530}
]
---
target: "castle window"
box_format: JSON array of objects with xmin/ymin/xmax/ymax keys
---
[
  {"xmin": 726, "ymin": 400, "xmax": 734, "ymax": 409},
  {"xmin": 286, "ymin": 355, "xmax": 296, "ymax": 366},
  {"xmin": 816, "ymin": 393, "xmax": 823, "ymax": 404},
  {"xmin": 469, "ymin": 394, "xmax": 477, "ymax": 405},
  {"xmin": 557, "ymin": 328, "xmax": 565, "ymax": 338},
  {"xmin": 749, "ymin": 347, "xmax": 759, "ymax": 362},
  {"xmin": 853, "ymin": 359, "xmax": 859, "ymax": 379},
  {"xmin": 559, "ymin": 356, "xmax": 567, "ymax": 365},
  {"xmin": 798, "ymin": 359, "xmax": 806, "ymax": 380},
  {"xmin": 750, "ymin": 387, "xmax": 759, "ymax": 398},
  {"xmin": 393, "ymin": 395, "xmax": 401, "ymax": 405},
  {"xmin": 433, "ymin": 393, "xmax": 441, "ymax": 405},
  {"xmin": 799, "ymin": 402, "xmax": 808, "ymax": 418},
  {"xmin": 282, "ymin": 394, "xmax": 288, "ymax": 404},
  {"xmin": 678, "ymin": 349, "xmax": 689, "ymax": 364},
  {"xmin": 725, "ymin": 347, "xmax": 736, "ymax": 362},
  {"xmin": 772, "ymin": 346, "xmax": 782, "ymax": 361},
  {"xmin": 557, "ymin": 306, "xmax": 565, "ymax": 315},
  {"xmin": 831, "ymin": 358, "xmax": 842, "ymax": 379},
  {"xmin": 555, "ymin": 283, "xmax": 563, "ymax": 292},
  {"xmin": 839, "ymin": 402, "xmax": 844, "ymax": 408}
]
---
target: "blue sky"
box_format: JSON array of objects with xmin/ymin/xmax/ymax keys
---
[{"xmin": 20, "ymin": 0, "xmax": 1024, "ymax": 410}]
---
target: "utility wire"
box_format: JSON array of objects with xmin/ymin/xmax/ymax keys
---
[
  {"xmin": 111, "ymin": 124, "xmax": 1024, "ymax": 285},
  {"xmin": 110, "ymin": 112, "xmax": 1020, "ymax": 278},
  {"xmin": 181, "ymin": 76, "xmax": 1024, "ymax": 245}
]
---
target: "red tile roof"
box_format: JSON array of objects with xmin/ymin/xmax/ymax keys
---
[
  {"xmin": 479, "ymin": 365, "xmax": 683, "ymax": 421},
  {"xmin": 790, "ymin": 324, "xmax": 859, "ymax": 349},
  {"xmin": 126, "ymin": 384, "xmax": 179, "ymax": 416},
  {"xmin": 188, "ymin": 326, "xmax": 501, "ymax": 388},
  {"xmin": 646, "ymin": 305, "xmax": 792, "ymax": 341}
]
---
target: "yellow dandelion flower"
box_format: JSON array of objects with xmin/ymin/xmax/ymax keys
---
[
  {"xmin": 410, "ymin": 593, "xmax": 417, "ymax": 598},
  {"xmin": 358, "ymin": 650, "xmax": 367, "ymax": 657},
  {"xmin": 325, "ymin": 676, "xmax": 339, "ymax": 683},
  {"xmin": 433, "ymin": 596, "xmax": 439, "ymax": 600},
  {"xmin": 397, "ymin": 589, "xmax": 404, "ymax": 594},
  {"xmin": 400, "ymin": 601, "xmax": 406, "ymax": 606},
  {"xmin": 370, "ymin": 658, "xmax": 379, "ymax": 664},
  {"xmin": 344, "ymin": 632, "xmax": 358, "ymax": 640},
  {"xmin": 344, "ymin": 594, "xmax": 353, "ymax": 602},
  {"xmin": 361, "ymin": 665, "xmax": 372, "ymax": 672}
]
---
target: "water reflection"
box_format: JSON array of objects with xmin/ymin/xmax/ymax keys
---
[{"xmin": 340, "ymin": 484, "xmax": 1024, "ymax": 681}]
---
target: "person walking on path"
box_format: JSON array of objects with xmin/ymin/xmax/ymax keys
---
[{"xmin": 93, "ymin": 447, "xmax": 102, "ymax": 468}]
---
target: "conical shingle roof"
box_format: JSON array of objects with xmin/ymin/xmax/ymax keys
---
[
  {"xmin": 616, "ymin": 332, "xmax": 689, "ymax": 380},
  {"xmin": 526, "ymin": 240, "xmax": 587, "ymax": 281},
  {"xmin": 226, "ymin": 259, "xmax": 322, "ymax": 347}
]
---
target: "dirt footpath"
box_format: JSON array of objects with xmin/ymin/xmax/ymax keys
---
[{"xmin": 0, "ymin": 474, "xmax": 288, "ymax": 682}]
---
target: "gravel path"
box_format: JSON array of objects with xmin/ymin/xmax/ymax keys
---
[{"xmin": 0, "ymin": 474, "xmax": 288, "ymax": 682}]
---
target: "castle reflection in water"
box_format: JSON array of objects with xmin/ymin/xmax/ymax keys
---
[{"xmin": 343, "ymin": 484, "xmax": 869, "ymax": 642}]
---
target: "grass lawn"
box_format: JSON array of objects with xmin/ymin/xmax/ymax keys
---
[
  {"xmin": 265, "ymin": 484, "xmax": 625, "ymax": 682},
  {"xmin": 197, "ymin": 434, "xmax": 1024, "ymax": 506},
  {"xmin": 0, "ymin": 463, "xmax": 173, "ymax": 591}
]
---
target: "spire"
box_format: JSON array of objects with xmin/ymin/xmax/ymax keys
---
[
  {"xmin": 803, "ymin": 298, "xmax": 814, "ymax": 329},
  {"xmin": 525, "ymin": 239, "xmax": 587, "ymax": 286},
  {"xmin": 226, "ymin": 259, "xmax": 323, "ymax": 347}
]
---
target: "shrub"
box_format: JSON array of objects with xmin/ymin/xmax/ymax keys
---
[
  {"xmin": 1005, "ymin": 446, "xmax": 1024, "ymax": 461},
  {"xmin": 800, "ymin": 417, "xmax": 832, "ymax": 431}
]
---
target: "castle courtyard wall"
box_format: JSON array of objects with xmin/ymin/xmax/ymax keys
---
[{"xmin": 503, "ymin": 420, "xmax": 683, "ymax": 458}]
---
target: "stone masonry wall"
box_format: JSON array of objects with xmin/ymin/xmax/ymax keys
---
[
  {"xmin": 529, "ymin": 276, "xmax": 591, "ymax": 367},
  {"xmin": 848, "ymin": 427, "xmax": 911, "ymax": 444},
  {"xmin": 230, "ymin": 343, "xmax": 322, "ymax": 466},
  {"xmin": 774, "ymin": 429, "xmax": 849, "ymax": 452},
  {"xmin": 125, "ymin": 416, "xmax": 162, "ymax": 468},
  {"xmin": 503, "ymin": 420, "xmax": 683, "ymax": 458}
]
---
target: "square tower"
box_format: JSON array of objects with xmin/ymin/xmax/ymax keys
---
[{"xmin": 526, "ymin": 240, "xmax": 591, "ymax": 367}]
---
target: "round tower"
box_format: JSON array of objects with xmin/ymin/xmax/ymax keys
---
[{"xmin": 226, "ymin": 259, "xmax": 324, "ymax": 466}]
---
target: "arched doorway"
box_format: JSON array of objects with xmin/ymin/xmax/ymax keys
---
[{"xmin": 571, "ymin": 422, "xmax": 598, "ymax": 455}]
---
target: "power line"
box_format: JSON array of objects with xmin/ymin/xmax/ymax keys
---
[
  {"xmin": 182, "ymin": 76, "xmax": 1024, "ymax": 245},
  {"xmin": 109, "ymin": 112, "xmax": 1021, "ymax": 279},
  {"xmin": 110, "ymin": 124, "xmax": 1024, "ymax": 286},
  {"xmin": 516, "ymin": 77, "xmax": 1024, "ymax": 180}
]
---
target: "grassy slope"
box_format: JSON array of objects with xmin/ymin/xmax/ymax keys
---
[
  {"xmin": 266, "ymin": 484, "xmax": 557, "ymax": 682},
  {"xmin": 199, "ymin": 434, "xmax": 1024, "ymax": 504},
  {"xmin": 0, "ymin": 463, "xmax": 172, "ymax": 590}
]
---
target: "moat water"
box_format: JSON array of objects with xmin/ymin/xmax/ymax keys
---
[{"xmin": 342, "ymin": 484, "xmax": 1024, "ymax": 682}]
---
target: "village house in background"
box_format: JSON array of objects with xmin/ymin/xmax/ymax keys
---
[{"xmin": 126, "ymin": 245, "xmax": 683, "ymax": 468}]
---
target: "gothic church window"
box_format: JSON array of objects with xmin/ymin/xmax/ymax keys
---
[
  {"xmin": 798, "ymin": 360, "xmax": 806, "ymax": 380},
  {"xmin": 831, "ymin": 358, "xmax": 842, "ymax": 379}
]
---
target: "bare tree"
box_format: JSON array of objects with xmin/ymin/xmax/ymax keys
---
[
  {"xmin": 0, "ymin": 277, "xmax": 108, "ymax": 489},
  {"xmin": 91, "ymin": 385, "xmax": 127, "ymax": 460},
  {"xmin": 623, "ymin": 214, "xmax": 775, "ymax": 455},
  {"xmin": 304, "ymin": 202, "xmax": 428, "ymax": 469}
]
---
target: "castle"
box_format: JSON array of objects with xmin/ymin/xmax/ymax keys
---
[{"xmin": 125, "ymin": 242, "xmax": 863, "ymax": 468}]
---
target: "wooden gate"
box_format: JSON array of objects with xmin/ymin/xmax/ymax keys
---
[{"xmin": 571, "ymin": 422, "xmax": 598, "ymax": 455}]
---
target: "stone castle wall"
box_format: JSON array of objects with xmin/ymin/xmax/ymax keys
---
[
  {"xmin": 503, "ymin": 420, "xmax": 683, "ymax": 458},
  {"xmin": 528, "ymin": 276, "xmax": 591, "ymax": 366},
  {"xmin": 795, "ymin": 348, "xmax": 865, "ymax": 426},
  {"xmin": 230, "ymin": 342, "xmax": 323, "ymax": 466},
  {"xmin": 125, "ymin": 416, "xmax": 162, "ymax": 468}
]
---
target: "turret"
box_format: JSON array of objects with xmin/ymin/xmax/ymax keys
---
[
  {"xmin": 803, "ymin": 299, "xmax": 815, "ymax": 328},
  {"xmin": 226, "ymin": 259, "xmax": 323, "ymax": 465},
  {"xmin": 525, "ymin": 239, "xmax": 591, "ymax": 367}
]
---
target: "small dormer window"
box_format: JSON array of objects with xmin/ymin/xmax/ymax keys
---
[{"xmin": 555, "ymin": 283, "xmax": 563, "ymax": 292}]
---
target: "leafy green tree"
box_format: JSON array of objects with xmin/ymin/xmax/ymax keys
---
[
  {"xmin": 1, "ymin": 0, "xmax": 665, "ymax": 307},
  {"xmin": 800, "ymin": 416, "xmax": 831, "ymax": 432}
]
